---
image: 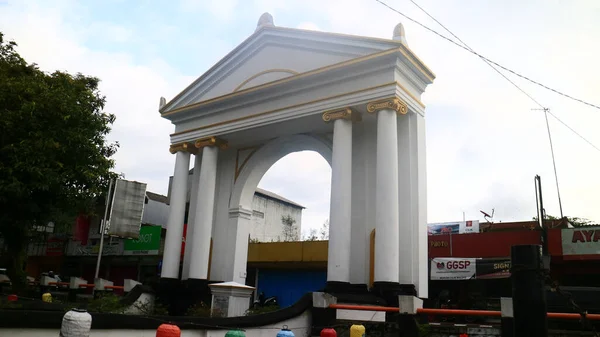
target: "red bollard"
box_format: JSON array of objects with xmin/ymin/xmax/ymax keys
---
[
  {"xmin": 321, "ymin": 328, "xmax": 337, "ymax": 337},
  {"xmin": 156, "ymin": 324, "xmax": 181, "ymax": 337}
]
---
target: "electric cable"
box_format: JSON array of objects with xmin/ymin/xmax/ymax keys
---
[{"xmin": 375, "ymin": 0, "xmax": 600, "ymax": 111}]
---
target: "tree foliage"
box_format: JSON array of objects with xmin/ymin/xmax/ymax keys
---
[
  {"xmin": 0, "ymin": 32, "xmax": 118, "ymax": 290},
  {"xmin": 281, "ymin": 215, "xmax": 299, "ymax": 241},
  {"xmin": 532, "ymin": 215, "xmax": 598, "ymax": 227}
]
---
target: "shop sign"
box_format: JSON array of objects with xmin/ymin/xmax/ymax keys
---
[
  {"xmin": 562, "ymin": 228, "xmax": 600, "ymax": 256},
  {"xmin": 46, "ymin": 237, "xmax": 65, "ymax": 256},
  {"xmin": 430, "ymin": 257, "xmax": 476, "ymax": 280},
  {"xmin": 124, "ymin": 226, "xmax": 161, "ymax": 255},
  {"xmin": 475, "ymin": 258, "xmax": 511, "ymax": 279},
  {"xmin": 67, "ymin": 240, "xmax": 123, "ymax": 256}
]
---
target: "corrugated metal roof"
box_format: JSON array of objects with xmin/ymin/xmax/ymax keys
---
[{"xmin": 255, "ymin": 188, "xmax": 305, "ymax": 209}]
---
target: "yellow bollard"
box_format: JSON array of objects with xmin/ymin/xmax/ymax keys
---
[
  {"xmin": 350, "ymin": 324, "xmax": 365, "ymax": 337},
  {"xmin": 42, "ymin": 292, "xmax": 52, "ymax": 303}
]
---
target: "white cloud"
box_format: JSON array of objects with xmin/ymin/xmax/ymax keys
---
[{"xmin": 2, "ymin": 0, "xmax": 599, "ymax": 235}]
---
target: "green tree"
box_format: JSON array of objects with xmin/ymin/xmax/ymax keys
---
[
  {"xmin": 0, "ymin": 32, "xmax": 118, "ymax": 291},
  {"xmin": 533, "ymin": 215, "xmax": 598, "ymax": 227},
  {"xmin": 281, "ymin": 215, "xmax": 299, "ymax": 241}
]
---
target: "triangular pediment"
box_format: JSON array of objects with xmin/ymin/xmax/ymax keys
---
[{"xmin": 161, "ymin": 26, "xmax": 404, "ymax": 113}]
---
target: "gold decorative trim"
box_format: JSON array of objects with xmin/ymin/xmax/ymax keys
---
[
  {"xmin": 169, "ymin": 142, "xmax": 196, "ymax": 154},
  {"xmin": 160, "ymin": 27, "xmax": 434, "ymax": 114},
  {"xmin": 195, "ymin": 137, "xmax": 229, "ymax": 150},
  {"xmin": 171, "ymin": 81, "xmax": 421, "ymax": 138},
  {"xmin": 162, "ymin": 48, "xmax": 399, "ymax": 116},
  {"xmin": 366, "ymin": 97, "xmax": 408, "ymax": 115},
  {"xmin": 322, "ymin": 108, "xmax": 361, "ymax": 123},
  {"xmin": 234, "ymin": 145, "xmax": 262, "ymax": 182},
  {"xmin": 233, "ymin": 69, "xmax": 299, "ymax": 92}
]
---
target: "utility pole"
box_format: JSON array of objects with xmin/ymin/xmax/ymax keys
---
[
  {"xmin": 533, "ymin": 108, "xmax": 564, "ymax": 219},
  {"xmin": 95, "ymin": 179, "xmax": 114, "ymax": 280},
  {"xmin": 534, "ymin": 175, "xmax": 548, "ymax": 256}
]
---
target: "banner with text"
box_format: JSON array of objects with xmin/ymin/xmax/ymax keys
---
[
  {"xmin": 475, "ymin": 258, "xmax": 511, "ymax": 279},
  {"xmin": 430, "ymin": 257, "xmax": 476, "ymax": 280},
  {"xmin": 428, "ymin": 220, "xmax": 480, "ymax": 235},
  {"xmin": 561, "ymin": 227, "xmax": 600, "ymax": 258},
  {"xmin": 124, "ymin": 225, "xmax": 161, "ymax": 255}
]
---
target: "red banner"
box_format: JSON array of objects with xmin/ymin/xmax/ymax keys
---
[
  {"xmin": 181, "ymin": 223, "xmax": 187, "ymax": 257},
  {"xmin": 73, "ymin": 214, "xmax": 90, "ymax": 245}
]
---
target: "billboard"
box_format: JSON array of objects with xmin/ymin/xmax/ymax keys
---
[
  {"xmin": 106, "ymin": 179, "xmax": 147, "ymax": 239},
  {"xmin": 428, "ymin": 220, "xmax": 480, "ymax": 235},
  {"xmin": 430, "ymin": 257, "xmax": 476, "ymax": 280},
  {"xmin": 124, "ymin": 226, "xmax": 161, "ymax": 255},
  {"xmin": 561, "ymin": 227, "xmax": 600, "ymax": 258}
]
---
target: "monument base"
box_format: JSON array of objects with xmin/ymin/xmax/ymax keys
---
[
  {"xmin": 156, "ymin": 278, "xmax": 183, "ymax": 315},
  {"xmin": 208, "ymin": 282, "xmax": 255, "ymax": 317},
  {"xmin": 371, "ymin": 282, "xmax": 416, "ymax": 306}
]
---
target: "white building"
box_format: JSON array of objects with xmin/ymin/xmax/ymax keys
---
[
  {"xmin": 168, "ymin": 170, "xmax": 304, "ymax": 242},
  {"xmin": 251, "ymin": 188, "xmax": 303, "ymax": 242}
]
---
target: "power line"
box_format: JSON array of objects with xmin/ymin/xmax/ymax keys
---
[
  {"xmin": 375, "ymin": 0, "xmax": 600, "ymax": 154},
  {"xmin": 405, "ymin": 0, "xmax": 569, "ymax": 216},
  {"xmin": 375, "ymin": 0, "xmax": 600, "ymax": 112}
]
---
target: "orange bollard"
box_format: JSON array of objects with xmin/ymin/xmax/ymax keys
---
[{"xmin": 156, "ymin": 323, "xmax": 181, "ymax": 337}]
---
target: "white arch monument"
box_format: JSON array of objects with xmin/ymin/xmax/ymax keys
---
[{"xmin": 159, "ymin": 13, "xmax": 435, "ymax": 306}]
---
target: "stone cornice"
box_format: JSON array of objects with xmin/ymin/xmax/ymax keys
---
[
  {"xmin": 366, "ymin": 97, "xmax": 408, "ymax": 115},
  {"xmin": 322, "ymin": 108, "xmax": 361, "ymax": 123}
]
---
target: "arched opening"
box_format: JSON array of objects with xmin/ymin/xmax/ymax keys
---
[
  {"xmin": 252, "ymin": 150, "xmax": 331, "ymax": 243},
  {"xmin": 224, "ymin": 134, "xmax": 333, "ymax": 306}
]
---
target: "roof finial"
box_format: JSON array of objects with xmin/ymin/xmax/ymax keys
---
[
  {"xmin": 256, "ymin": 12, "xmax": 274, "ymax": 32},
  {"xmin": 159, "ymin": 97, "xmax": 166, "ymax": 109},
  {"xmin": 392, "ymin": 22, "xmax": 408, "ymax": 46}
]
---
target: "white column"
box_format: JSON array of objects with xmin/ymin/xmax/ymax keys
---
[
  {"xmin": 229, "ymin": 207, "xmax": 253, "ymax": 284},
  {"xmin": 369, "ymin": 99, "xmax": 404, "ymax": 284},
  {"xmin": 182, "ymin": 154, "xmax": 202, "ymax": 280},
  {"xmin": 161, "ymin": 150, "xmax": 191, "ymax": 279},
  {"xmin": 413, "ymin": 113, "xmax": 428, "ymax": 297},
  {"xmin": 189, "ymin": 145, "xmax": 219, "ymax": 280},
  {"xmin": 397, "ymin": 111, "xmax": 415, "ymax": 286},
  {"xmin": 324, "ymin": 109, "xmax": 354, "ymax": 284}
]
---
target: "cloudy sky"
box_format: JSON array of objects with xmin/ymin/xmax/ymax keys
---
[{"xmin": 2, "ymin": 0, "xmax": 599, "ymax": 236}]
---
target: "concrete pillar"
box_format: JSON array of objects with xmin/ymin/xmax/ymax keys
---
[
  {"xmin": 367, "ymin": 98, "xmax": 407, "ymax": 285},
  {"xmin": 228, "ymin": 207, "xmax": 253, "ymax": 284},
  {"xmin": 189, "ymin": 145, "xmax": 219, "ymax": 280},
  {"xmin": 182, "ymin": 154, "xmax": 202, "ymax": 280},
  {"xmin": 322, "ymin": 108, "xmax": 357, "ymax": 286},
  {"xmin": 161, "ymin": 149, "xmax": 191, "ymax": 279}
]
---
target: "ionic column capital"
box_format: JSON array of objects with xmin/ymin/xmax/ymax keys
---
[
  {"xmin": 195, "ymin": 136, "xmax": 229, "ymax": 150},
  {"xmin": 367, "ymin": 97, "xmax": 408, "ymax": 115},
  {"xmin": 322, "ymin": 108, "xmax": 361, "ymax": 123},
  {"xmin": 169, "ymin": 142, "xmax": 195, "ymax": 154}
]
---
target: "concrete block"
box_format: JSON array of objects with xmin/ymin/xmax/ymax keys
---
[
  {"xmin": 312, "ymin": 292, "xmax": 337, "ymax": 308},
  {"xmin": 124, "ymin": 279, "xmax": 141, "ymax": 292},
  {"xmin": 398, "ymin": 295, "xmax": 423, "ymax": 315},
  {"xmin": 69, "ymin": 277, "xmax": 87, "ymax": 290},
  {"xmin": 94, "ymin": 278, "xmax": 113, "ymax": 291}
]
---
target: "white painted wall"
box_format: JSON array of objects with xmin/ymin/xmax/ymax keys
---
[
  {"xmin": 1, "ymin": 310, "xmax": 312, "ymax": 337},
  {"xmin": 250, "ymin": 194, "xmax": 303, "ymax": 242}
]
